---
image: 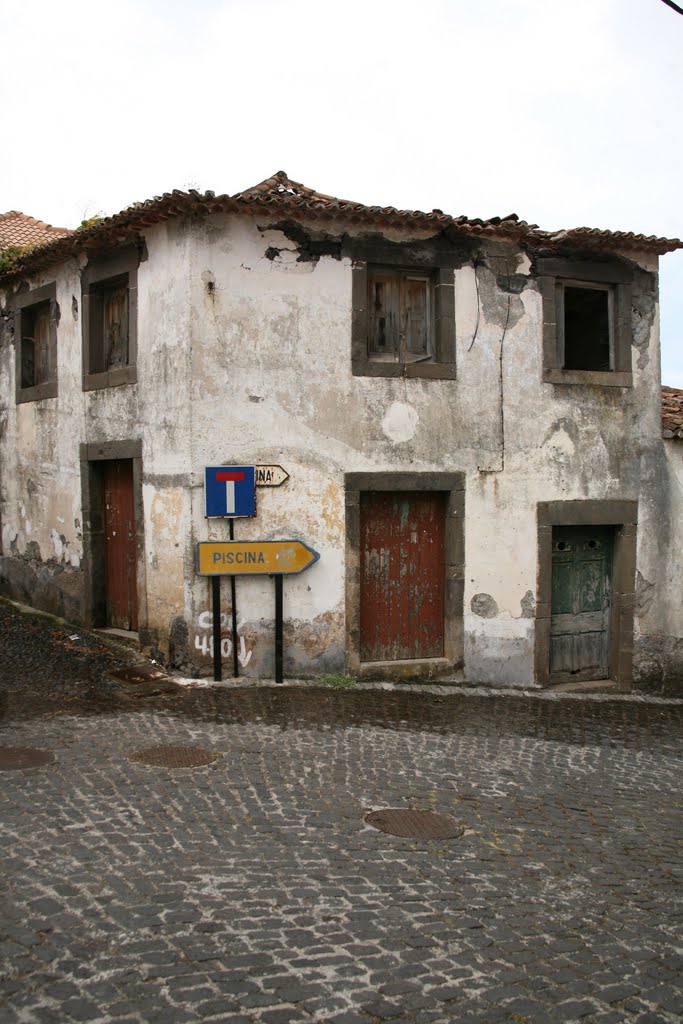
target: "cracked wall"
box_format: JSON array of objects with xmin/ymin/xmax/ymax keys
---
[{"xmin": 0, "ymin": 210, "xmax": 677, "ymax": 689}]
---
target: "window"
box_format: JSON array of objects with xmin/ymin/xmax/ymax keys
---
[
  {"xmin": 352, "ymin": 256, "xmax": 456, "ymax": 379},
  {"xmin": 368, "ymin": 269, "xmax": 433, "ymax": 364},
  {"xmin": 82, "ymin": 247, "xmax": 139, "ymax": 390},
  {"xmin": 539, "ymin": 258, "xmax": 632, "ymax": 387},
  {"xmin": 560, "ymin": 283, "xmax": 613, "ymax": 371},
  {"xmin": 14, "ymin": 282, "xmax": 58, "ymax": 403}
]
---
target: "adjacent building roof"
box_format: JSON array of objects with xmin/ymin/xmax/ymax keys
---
[
  {"xmin": 0, "ymin": 211, "xmax": 71, "ymax": 250},
  {"xmin": 662, "ymin": 385, "xmax": 683, "ymax": 439},
  {"xmin": 0, "ymin": 171, "xmax": 681, "ymax": 285}
]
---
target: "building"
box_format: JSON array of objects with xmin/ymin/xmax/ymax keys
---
[
  {"xmin": 0, "ymin": 210, "xmax": 71, "ymax": 253},
  {"xmin": 0, "ymin": 172, "xmax": 681, "ymax": 691}
]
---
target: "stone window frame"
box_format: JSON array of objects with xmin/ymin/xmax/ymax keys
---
[
  {"xmin": 350, "ymin": 242, "xmax": 457, "ymax": 380},
  {"xmin": 13, "ymin": 282, "xmax": 59, "ymax": 404},
  {"xmin": 79, "ymin": 438, "xmax": 147, "ymax": 637},
  {"xmin": 535, "ymin": 500, "xmax": 638, "ymax": 690},
  {"xmin": 82, "ymin": 247, "xmax": 139, "ymax": 391},
  {"xmin": 345, "ymin": 472, "xmax": 465, "ymax": 679},
  {"xmin": 538, "ymin": 258, "xmax": 633, "ymax": 388}
]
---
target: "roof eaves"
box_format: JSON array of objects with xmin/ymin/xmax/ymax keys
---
[
  {"xmin": 2, "ymin": 173, "xmax": 682, "ymax": 286},
  {"xmin": 530, "ymin": 227, "xmax": 683, "ymax": 256}
]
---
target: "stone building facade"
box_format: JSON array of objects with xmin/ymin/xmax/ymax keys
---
[{"xmin": 0, "ymin": 172, "xmax": 681, "ymax": 691}]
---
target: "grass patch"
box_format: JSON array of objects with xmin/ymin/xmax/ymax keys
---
[{"xmin": 320, "ymin": 674, "xmax": 357, "ymax": 690}]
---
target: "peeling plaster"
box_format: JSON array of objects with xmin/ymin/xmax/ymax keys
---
[
  {"xmin": 631, "ymin": 268, "xmax": 657, "ymax": 371},
  {"xmin": 636, "ymin": 570, "xmax": 655, "ymax": 616},
  {"xmin": 471, "ymin": 593, "xmax": 499, "ymax": 618},
  {"xmin": 477, "ymin": 262, "xmax": 525, "ymax": 331},
  {"xmin": 381, "ymin": 402, "xmax": 419, "ymax": 443}
]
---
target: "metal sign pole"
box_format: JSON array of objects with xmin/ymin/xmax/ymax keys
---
[
  {"xmin": 211, "ymin": 576, "xmax": 222, "ymax": 682},
  {"xmin": 229, "ymin": 519, "xmax": 238, "ymax": 678},
  {"xmin": 274, "ymin": 575, "xmax": 284, "ymax": 684}
]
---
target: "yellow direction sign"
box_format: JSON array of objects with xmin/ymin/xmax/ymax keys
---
[{"xmin": 196, "ymin": 540, "xmax": 320, "ymax": 577}]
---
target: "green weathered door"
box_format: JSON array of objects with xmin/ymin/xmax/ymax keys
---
[{"xmin": 550, "ymin": 526, "xmax": 613, "ymax": 681}]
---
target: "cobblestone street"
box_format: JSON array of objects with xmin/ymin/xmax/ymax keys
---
[{"xmin": 1, "ymin": 602, "xmax": 681, "ymax": 1024}]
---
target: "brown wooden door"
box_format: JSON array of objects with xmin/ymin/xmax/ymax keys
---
[
  {"xmin": 550, "ymin": 526, "xmax": 613, "ymax": 681},
  {"xmin": 360, "ymin": 492, "xmax": 445, "ymax": 662},
  {"xmin": 102, "ymin": 460, "xmax": 138, "ymax": 630}
]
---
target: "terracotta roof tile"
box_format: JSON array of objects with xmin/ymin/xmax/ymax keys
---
[
  {"xmin": 662, "ymin": 385, "xmax": 683, "ymax": 439},
  {"xmin": 0, "ymin": 171, "xmax": 681, "ymax": 285},
  {"xmin": 233, "ymin": 171, "xmax": 533, "ymax": 235},
  {"xmin": 0, "ymin": 211, "xmax": 71, "ymax": 250}
]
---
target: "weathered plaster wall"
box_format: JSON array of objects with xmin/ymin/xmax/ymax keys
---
[
  {"xmin": 0, "ymin": 209, "xmax": 676, "ymax": 689},
  {"xmin": 634, "ymin": 436, "xmax": 683, "ymax": 693},
  {"xmin": 458, "ymin": 253, "xmax": 663, "ymax": 686},
  {"xmin": 179, "ymin": 215, "xmax": 665, "ymax": 685},
  {"xmin": 0, "ymin": 219, "xmax": 194, "ymax": 641},
  {"xmin": 0, "ymin": 261, "xmax": 85, "ymax": 618},
  {"xmin": 77, "ymin": 220, "xmax": 194, "ymax": 650},
  {"xmin": 182, "ymin": 213, "xmax": 501, "ymax": 676}
]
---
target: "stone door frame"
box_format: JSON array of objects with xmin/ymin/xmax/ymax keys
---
[
  {"xmin": 345, "ymin": 472, "xmax": 465, "ymax": 679},
  {"xmin": 535, "ymin": 500, "xmax": 637, "ymax": 689}
]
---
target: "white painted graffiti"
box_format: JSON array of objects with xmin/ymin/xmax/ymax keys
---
[{"xmin": 195, "ymin": 612, "xmax": 252, "ymax": 666}]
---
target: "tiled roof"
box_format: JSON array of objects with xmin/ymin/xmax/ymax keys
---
[
  {"xmin": 662, "ymin": 385, "xmax": 683, "ymax": 439},
  {"xmin": 0, "ymin": 171, "xmax": 681, "ymax": 284},
  {"xmin": 0, "ymin": 211, "xmax": 71, "ymax": 250},
  {"xmin": 233, "ymin": 171, "xmax": 532, "ymax": 234}
]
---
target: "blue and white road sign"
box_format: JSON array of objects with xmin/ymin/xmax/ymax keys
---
[{"xmin": 205, "ymin": 466, "xmax": 256, "ymax": 518}]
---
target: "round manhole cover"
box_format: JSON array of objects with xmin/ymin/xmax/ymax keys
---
[
  {"xmin": 364, "ymin": 808, "xmax": 464, "ymax": 840},
  {"xmin": 130, "ymin": 745, "xmax": 217, "ymax": 768},
  {"xmin": 0, "ymin": 747, "xmax": 56, "ymax": 771}
]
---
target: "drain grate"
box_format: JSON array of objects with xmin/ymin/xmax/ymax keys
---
[
  {"xmin": 130, "ymin": 745, "xmax": 217, "ymax": 768},
  {"xmin": 0, "ymin": 747, "xmax": 56, "ymax": 771},
  {"xmin": 364, "ymin": 808, "xmax": 464, "ymax": 840}
]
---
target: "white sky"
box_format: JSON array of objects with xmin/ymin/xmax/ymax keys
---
[{"xmin": 2, "ymin": 0, "xmax": 681, "ymax": 385}]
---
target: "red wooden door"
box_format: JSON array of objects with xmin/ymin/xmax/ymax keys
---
[
  {"xmin": 360, "ymin": 492, "xmax": 445, "ymax": 662},
  {"xmin": 102, "ymin": 460, "xmax": 138, "ymax": 630}
]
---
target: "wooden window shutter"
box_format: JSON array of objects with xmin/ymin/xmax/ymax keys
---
[
  {"xmin": 402, "ymin": 275, "xmax": 431, "ymax": 360},
  {"xmin": 20, "ymin": 314, "xmax": 35, "ymax": 388},
  {"xmin": 434, "ymin": 268, "xmax": 455, "ymax": 365},
  {"xmin": 368, "ymin": 272, "xmax": 400, "ymax": 358},
  {"xmin": 33, "ymin": 305, "xmax": 51, "ymax": 384},
  {"xmin": 103, "ymin": 280, "xmax": 129, "ymax": 369},
  {"xmin": 88, "ymin": 288, "xmax": 105, "ymax": 374}
]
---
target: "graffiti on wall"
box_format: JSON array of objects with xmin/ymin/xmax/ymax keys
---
[{"xmin": 195, "ymin": 610, "xmax": 252, "ymax": 666}]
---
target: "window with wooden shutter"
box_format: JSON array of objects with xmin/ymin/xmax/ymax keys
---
[
  {"xmin": 102, "ymin": 276, "xmax": 129, "ymax": 369},
  {"xmin": 20, "ymin": 301, "xmax": 51, "ymax": 387},
  {"xmin": 14, "ymin": 283, "xmax": 59, "ymax": 403},
  {"xmin": 367, "ymin": 268, "xmax": 434, "ymax": 365},
  {"xmin": 352, "ymin": 257, "xmax": 456, "ymax": 380},
  {"xmin": 82, "ymin": 247, "xmax": 139, "ymax": 391}
]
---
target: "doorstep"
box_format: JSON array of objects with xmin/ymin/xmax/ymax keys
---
[
  {"xmin": 358, "ymin": 657, "xmax": 459, "ymax": 682},
  {"xmin": 546, "ymin": 679, "xmax": 620, "ymax": 694},
  {"xmin": 95, "ymin": 627, "xmax": 140, "ymax": 647}
]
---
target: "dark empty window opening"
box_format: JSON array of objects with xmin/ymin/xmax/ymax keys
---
[
  {"xmin": 20, "ymin": 301, "xmax": 52, "ymax": 388},
  {"xmin": 369, "ymin": 269, "xmax": 433, "ymax": 364},
  {"xmin": 561, "ymin": 284, "xmax": 612, "ymax": 372}
]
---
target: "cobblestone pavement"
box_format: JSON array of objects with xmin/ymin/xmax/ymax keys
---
[{"xmin": 0, "ymin": 603, "xmax": 682, "ymax": 1024}]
